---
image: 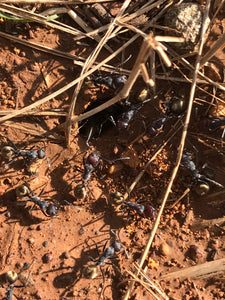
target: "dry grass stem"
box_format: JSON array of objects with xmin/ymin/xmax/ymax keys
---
[
  {"xmin": 167, "ymin": 47, "xmax": 225, "ymax": 92},
  {"xmin": 161, "ymin": 258, "xmax": 225, "ymax": 280},
  {"xmin": 123, "ymin": 124, "xmax": 181, "ymax": 201},
  {"xmin": 0, "ymin": 4, "xmax": 83, "ymax": 36},
  {"xmin": 169, "ymin": 188, "xmax": 190, "ymax": 209},
  {"xmin": 126, "ymin": 270, "xmax": 162, "ymax": 300},
  {"xmin": 66, "ymin": 6, "xmax": 113, "ymax": 53},
  {"xmin": 123, "ymin": 0, "xmax": 211, "ymax": 298},
  {"xmin": 132, "ymin": 263, "xmax": 169, "ymax": 299},
  {"xmin": 200, "ymin": 32, "xmax": 225, "ymax": 66},
  {"xmin": 2, "ymin": 0, "xmax": 116, "ymax": 3},
  {"xmin": 0, "ymin": 110, "xmax": 66, "ymax": 116}
]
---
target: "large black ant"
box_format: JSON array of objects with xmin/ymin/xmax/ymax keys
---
[
  {"xmin": 110, "ymin": 191, "xmax": 156, "ymax": 219},
  {"xmin": 83, "ymin": 231, "xmax": 122, "ymax": 283},
  {"xmin": 1, "ymin": 139, "xmax": 48, "ymax": 172},
  {"xmin": 91, "ymin": 56, "xmax": 131, "ymax": 95},
  {"xmin": 93, "ymin": 74, "xmax": 127, "ymax": 95},
  {"xmin": 2, "ymin": 270, "xmax": 29, "ymax": 300},
  {"xmin": 147, "ymin": 96, "xmax": 186, "ymax": 137},
  {"xmin": 15, "ymin": 184, "xmax": 58, "ymax": 218},
  {"xmin": 72, "ymin": 151, "xmax": 129, "ymax": 199},
  {"xmin": 78, "ymin": 98, "xmax": 124, "ymax": 144},
  {"xmin": 198, "ymin": 115, "xmax": 225, "ymax": 139},
  {"xmin": 181, "ymin": 151, "xmax": 224, "ymax": 195}
]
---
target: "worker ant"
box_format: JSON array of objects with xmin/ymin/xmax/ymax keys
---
[
  {"xmin": 147, "ymin": 96, "xmax": 186, "ymax": 137},
  {"xmin": 1, "ymin": 139, "xmax": 49, "ymax": 174},
  {"xmin": 109, "ymin": 191, "xmax": 156, "ymax": 219},
  {"xmin": 181, "ymin": 151, "xmax": 224, "ymax": 196},
  {"xmin": 198, "ymin": 115, "xmax": 225, "ymax": 140},
  {"xmin": 78, "ymin": 98, "xmax": 124, "ymax": 143},
  {"xmin": 1, "ymin": 270, "xmax": 30, "ymax": 300},
  {"xmin": 83, "ymin": 230, "xmax": 122, "ymax": 283},
  {"xmin": 15, "ymin": 184, "xmax": 58, "ymax": 218},
  {"xmin": 72, "ymin": 151, "xmax": 129, "ymax": 199},
  {"xmin": 93, "ymin": 73, "xmax": 127, "ymax": 94}
]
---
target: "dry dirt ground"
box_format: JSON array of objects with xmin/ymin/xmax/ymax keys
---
[{"xmin": 0, "ymin": 2, "xmax": 225, "ymax": 300}]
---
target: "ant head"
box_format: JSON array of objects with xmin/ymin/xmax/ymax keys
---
[
  {"xmin": 83, "ymin": 264, "xmax": 98, "ymax": 279},
  {"xmin": 147, "ymin": 126, "xmax": 158, "ymax": 137},
  {"xmin": 46, "ymin": 203, "xmax": 58, "ymax": 217},
  {"xmin": 5, "ymin": 271, "xmax": 18, "ymax": 285},
  {"xmin": 16, "ymin": 184, "xmax": 30, "ymax": 198},
  {"xmin": 86, "ymin": 152, "xmax": 100, "ymax": 168},
  {"xmin": 145, "ymin": 205, "xmax": 156, "ymax": 219},
  {"xmin": 1, "ymin": 146, "xmax": 14, "ymax": 158},
  {"xmin": 37, "ymin": 149, "xmax": 46, "ymax": 159},
  {"xmin": 194, "ymin": 181, "xmax": 210, "ymax": 196},
  {"xmin": 74, "ymin": 184, "xmax": 87, "ymax": 199}
]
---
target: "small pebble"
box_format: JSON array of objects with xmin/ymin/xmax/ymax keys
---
[
  {"xmin": 15, "ymin": 262, "xmax": 23, "ymax": 270},
  {"xmin": 5, "ymin": 212, "xmax": 11, "ymax": 218},
  {"xmin": 23, "ymin": 262, "xmax": 30, "ymax": 270},
  {"xmin": 188, "ymin": 245, "xmax": 204, "ymax": 260},
  {"xmin": 78, "ymin": 227, "xmax": 85, "ymax": 235},
  {"xmin": 27, "ymin": 238, "xmax": 35, "ymax": 245},
  {"xmin": 42, "ymin": 241, "xmax": 48, "ymax": 247},
  {"xmin": 34, "ymin": 290, "xmax": 43, "ymax": 299},
  {"xmin": 36, "ymin": 225, "xmax": 42, "ymax": 231},
  {"xmin": 159, "ymin": 242, "xmax": 170, "ymax": 256},
  {"xmin": 42, "ymin": 252, "xmax": 53, "ymax": 263},
  {"xmin": 62, "ymin": 252, "xmax": 70, "ymax": 259}
]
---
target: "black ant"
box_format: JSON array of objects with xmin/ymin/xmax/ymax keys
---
[
  {"xmin": 198, "ymin": 115, "xmax": 225, "ymax": 139},
  {"xmin": 110, "ymin": 191, "xmax": 156, "ymax": 219},
  {"xmin": 181, "ymin": 151, "xmax": 224, "ymax": 195},
  {"xmin": 91, "ymin": 56, "xmax": 131, "ymax": 95},
  {"xmin": 72, "ymin": 152, "xmax": 129, "ymax": 199},
  {"xmin": 93, "ymin": 74, "xmax": 127, "ymax": 94},
  {"xmin": 83, "ymin": 231, "xmax": 122, "ymax": 283},
  {"xmin": 2, "ymin": 270, "xmax": 29, "ymax": 300},
  {"xmin": 1, "ymin": 139, "xmax": 49, "ymax": 173},
  {"xmin": 15, "ymin": 184, "xmax": 58, "ymax": 218},
  {"xmin": 147, "ymin": 96, "xmax": 186, "ymax": 137},
  {"xmin": 78, "ymin": 98, "xmax": 124, "ymax": 143},
  {"xmin": 117, "ymin": 95, "xmax": 152, "ymax": 130}
]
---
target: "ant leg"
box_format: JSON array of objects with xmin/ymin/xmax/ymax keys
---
[
  {"xmin": 100, "ymin": 266, "xmax": 105, "ymax": 285},
  {"xmin": 221, "ymin": 127, "xmax": 225, "ymax": 147},
  {"xmin": 4, "ymin": 157, "xmax": 16, "ymax": 167},
  {"xmin": 86, "ymin": 127, "xmax": 93, "ymax": 150},
  {"xmin": 38, "ymin": 186, "xmax": 47, "ymax": 197},
  {"xmin": 6, "ymin": 137, "xmax": 19, "ymax": 150},
  {"xmin": 102, "ymin": 240, "xmax": 108, "ymax": 252},
  {"xmin": 101, "ymin": 156, "xmax": 130, "ymax": 164},
  {"xmin": 49, "ymin": 217, "xmax": 56, "ymax": 247}
]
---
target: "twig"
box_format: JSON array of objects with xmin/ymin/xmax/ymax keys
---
[
  {"xmin": 161, "ymin": 258, "xmax": 225, "ymax": 280},
  {"xmin": 122, "ymin": 0, "xmax": 211, "ymax": 299},
  {"xmin": 200, "ymin": 32, "xmax": 225, "ymax": 66}
]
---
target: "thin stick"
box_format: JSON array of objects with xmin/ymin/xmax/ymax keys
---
[
  {"xmin": 168, "ymin": 187, "xmax": 190, "ymax": 209},
  {"xmin": 122, "ymin": 0, "xmax": 211, "ymax": 298},
  {"xmin": 2, "ymin": 0, "xmax": 116, "ymax": 3},
  {"xmin": 123, "ymin": 125, "xmax": 181, "ymax": 201},
  {"xmin": 200, "ymin": 32, "xmax": 225, "ymax": 66}
]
